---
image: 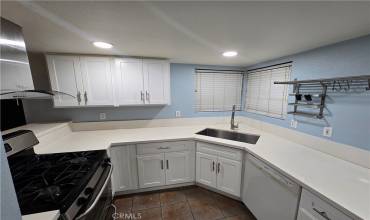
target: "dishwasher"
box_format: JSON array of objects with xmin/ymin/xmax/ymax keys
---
[{"xmin": 242, "ymin": 154, "xmax": 301, "ymax": 220}]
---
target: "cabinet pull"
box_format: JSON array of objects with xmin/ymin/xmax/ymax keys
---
[
  {"xmin": 77, "ymin": 91, "xmax": 81, "ymax": 104},
  {"xmin": 157, "ymin": 147, "xmax": 170, "ymax": 150},
  {"xmin": 146, "ymin": 91, "xmax": 150, "ymax": 102},
  {"xmin": 84, "ymin": 91, "xmax": 88, "ymax": 104},
  {"xmin": 212, "ymin": 161, "xmax": 215, "ymax": 172},
  {"xmin": 166, "ymin": 160, "xmax": 169, "ymax": 169},
  {"xmin": 161, "ymin": 160, "xmax": 164, "ymax": 170},
  {"xmin": 140, "ymin": 91, "xmax": 144, "ymax": 102},
  {"xmin": 217, "ymin": 162, "xmax": 221, "ymax": 174},
  {"xmin": 313, "ymin": 207, "xmax": 331, "ymax": 220}
]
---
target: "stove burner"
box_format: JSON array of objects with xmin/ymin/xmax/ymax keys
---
[{"xmin": 7, "ymin": 150, "xmax": 106, "ymax": 215}]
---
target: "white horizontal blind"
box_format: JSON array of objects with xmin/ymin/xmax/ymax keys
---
[
  {"xmin": 245, "ymin": 65, "xmax": 291, "ymax": 118},
  {"xmin": 195, "ymin": 69, "xmax": 243, "ymax": 111}
]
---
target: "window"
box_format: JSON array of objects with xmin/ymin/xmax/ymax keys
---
[
  {"xmin": 195, "ymin": 69, "xmax": 243, "ymax": 112},
  {"xmin": 245, "ymin": 64, "xmax": 291, "ymax": 118}
]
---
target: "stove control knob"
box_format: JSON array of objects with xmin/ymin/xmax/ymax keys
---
[
  {"xmin": 77, "ymin": 197, "xmax": 88, "ymax": 206},
  {"xmin": 84, "ymin": 187, "xmax": 93, "ymax": 195}
]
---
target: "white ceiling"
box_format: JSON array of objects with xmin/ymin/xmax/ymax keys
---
[{"xmin": 2, "ymin": 1, "xmax": 370, "ymax": 66}]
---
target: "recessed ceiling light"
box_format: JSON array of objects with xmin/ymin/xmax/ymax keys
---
[
  {"xmin": 93, "ymin": 41, "xmax": 113, "ymax": 49},
  {"xmin": 222, "ymin": 51, "xmax": 238, "ymax": 57}
]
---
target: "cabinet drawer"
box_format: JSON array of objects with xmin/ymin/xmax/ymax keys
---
[
  {"xmin": 298, "ymin": 189, "xmax": 352, "ymax": 220},
  {"xmin": 137, "ymin": 141, "xmax": 194, "ymax": 155},
  {"xmin": 196, "ymin": 142, "xmax": 242, "ymax": 161}
]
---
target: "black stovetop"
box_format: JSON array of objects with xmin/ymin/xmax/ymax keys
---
[{"xmin": 7, "ymin": 150, "xmax": 106, "ymax": 215}]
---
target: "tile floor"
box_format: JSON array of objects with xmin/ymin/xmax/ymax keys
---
[{"xmin": 112, "ymin": 186, "xmax": 256, "ymax": 220}]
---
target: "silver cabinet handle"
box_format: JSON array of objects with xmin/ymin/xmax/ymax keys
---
[
  {"xmin": 217, "ymin": 162, "xmax": 221, "ymax": 174},
  {"xmin": 212, "ymin": 161, "xmax": 215, "ymax": 172},
  {"xmin": 313, "ymin": 207, "xmax": 331, "ymax": 220},
  {"xmin": 157, "ymin": 147, "xmax": 170, "ymax": 150},
  {"xmin": 84, "ymin": 91, "xmax": 88, "ymax": 104},
  {"xmin": 77, "ymin": 91, "xmax": 81, "ymax": 104},
  {"xmin": 140, "ymin": 91, "xmax": 144, "ymax": 102},
  {"xmin": 146, "ymin": 91, "xmax": 150, "ymax": 102},
  {"xmin": 161, "ymin": 160, "xmax": 164, "ymax": 170},
  {"xmin": 166, "ymin": 160, "xmax": 169, "ymax": 169}
]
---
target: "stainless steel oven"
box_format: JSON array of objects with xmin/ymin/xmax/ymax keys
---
[{"xmin": 75, "ymin": 163, "xmax": 113, "ymax": 220}]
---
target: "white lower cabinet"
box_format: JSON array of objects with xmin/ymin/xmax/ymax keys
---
[
  {"xmin": 136, "ymin": 141, "xmax": 195, "ymax": 188},
  {"xmin": 196, "ymin": 152, "xmax": 217, "ymax": 188},
  {"xmin": 137, "ymin": 154, "xmax": 166, "ymax": 188},
  {"xmin": 196, "ymin": 142, "xmax": 242, "ymax": 197},
  {"xmin": 216, "ymin": 156, "xmax": 242, "ymax": 196},
  {"xmin": 165, "ymin": 151, "xmax": 192, "ymax": 185},
  {"xmin": 110, "ymin": 145, "xmax": 138, "ymax": 193},
  {"xmin": 297, "ymin": 189, "xmax": 353, "ymax": 220}
]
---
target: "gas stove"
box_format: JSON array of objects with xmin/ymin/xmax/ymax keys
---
[{"xmin": 3, "ymin": 130, "xmax": 113, "ymax": 220}]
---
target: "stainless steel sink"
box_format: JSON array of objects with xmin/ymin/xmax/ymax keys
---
[{"xmin": 196, "ymin": 128, "xmax": 260, "ymax": 144}]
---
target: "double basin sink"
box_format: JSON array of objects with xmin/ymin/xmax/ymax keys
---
[{"xmin": 196, "ymin": 128, "xmax": 260, "ymax": 144}]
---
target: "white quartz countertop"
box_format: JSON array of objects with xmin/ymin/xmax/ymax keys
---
[
  {"xmin": 5, "ymin": 122, "xmax": 370, "ymax": 220},
  {"xmin": 22, "ymin": 210, "xmax": 59, "ymax": 220}
]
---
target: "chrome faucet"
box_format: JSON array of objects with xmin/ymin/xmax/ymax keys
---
[{"xmin": 230, "ymin": 105, "xmax": 239, "ymax": 130}]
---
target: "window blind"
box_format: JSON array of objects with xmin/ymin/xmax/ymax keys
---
[
  {"xmin": 195, "ymin": 69, "xmax": 243, "ymax": 112},
  {"xmin": 245, "ymin": 65, "xmax": 291, "ymax": 118}
]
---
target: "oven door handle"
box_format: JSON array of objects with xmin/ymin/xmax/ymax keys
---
[{"xmin": 75, "ymin": 163, "xmax": 113, "ymax": 220}]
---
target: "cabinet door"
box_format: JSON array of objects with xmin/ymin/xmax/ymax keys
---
[
  {"xmin": 46, "ymin": 55, "xmax": 83, "ymax": 107},
  {"xmin": 143, "ymin": 59, "xmax": 170, "ymax": 104},
  {"xmin": 217, "ymin": 156, "xmax": 242, "ymax": 197},
  {"xmin": 297, "ymin": 208, "xmax": 318, "ymax": 220},
  {"xmin": 110, "ymin": 145, "xmax": 138, "ymax": 193},
  {"xmin": 196, "ymin": 152, "xmax": 217, "ymax": 188},
  {"xmin": 165, "ymin": 151, "xmax": 191, "ymax": 185},
  {"xmin": 137, "ymin": 154, "xmax": 166, "ymax": 188},
  {"xmin": 80, "ymin": 56, "xmax": 114, "ymax": 106},
  {"xmin": 115, "ymin": 58, "xmax": 144, "ymax": 105}
]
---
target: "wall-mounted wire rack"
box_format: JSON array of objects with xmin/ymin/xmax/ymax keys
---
[{"xmin": 274, "ymin": 75, "xmax": 370, "ymax": 119}]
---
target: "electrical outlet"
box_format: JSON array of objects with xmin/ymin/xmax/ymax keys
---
[
  {"xmin": 175, "ymin": 111, "xmax": 181, "ymax": 117},
  {"xmin": 323, "ymin": 127, "xmax": 333, "ymax": 137},
  {"xmin": 99, "ymin": 113, "xmax": 106, "ymax": 120},
  {"xmin": 290, "ymin": 120, "xmax": 298, "ymax": 128}
]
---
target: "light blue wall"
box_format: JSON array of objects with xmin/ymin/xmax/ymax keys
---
[
  {"xmin": 0, "ymin": 138, "xmax": 22, "ymax": 220},
  {"xmin": 23, "ymin": 64, "xmax": 243, "ymax": 122},
  {"xmin": 242, "ymin": 35, "xmax": 370, "ymax": 151},
  {"xmin": 23, "ymin": 36, "xmax": 370, "ymax": 151}
]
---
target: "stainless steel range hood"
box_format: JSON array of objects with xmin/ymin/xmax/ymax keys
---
[{"xmin": 0, "ymin": 17, "xmax": 73, "ymax": 100}]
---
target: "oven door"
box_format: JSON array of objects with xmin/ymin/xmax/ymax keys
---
[{"xmin": 75, "ymin": 164, "xmax": 113, "ymax": 220}]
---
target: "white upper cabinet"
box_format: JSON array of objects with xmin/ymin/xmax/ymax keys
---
[
  {"xmin": 46, "ymin": 55, "xmax": 84, "ymax": 107},
  {"xmin": 114, "ymin": 58, "xmax": 170, "ymax": 106},
  {"xmin": 114, "ymin": 58, "xmax": 144, "ymax": 105},
  {"xmin": 47, "ymin": 54, "xmax": 170, "ymax": 107},
  {"xmin": 143, "ymin": 59, "xmax": 170, "ymax": 104},
  {"xmin": 80, "ymin": 56, "xmax": 114, "ymax": 106}
]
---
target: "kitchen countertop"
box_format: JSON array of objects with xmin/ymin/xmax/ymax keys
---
[
  {"xmin": 4, "ymin": 122, "xmax": 370, "ymax": 220},
  {"xmin": 22, "ymin": 210, "xmax": 59, "ymax": 220}
]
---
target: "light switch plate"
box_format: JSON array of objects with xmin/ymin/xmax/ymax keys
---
[
  {"xmin": 175, "ymin": 111, "xmax": 181, "ymax": 117},
  {"xmin": 290, "ymin": 120, "xmax": 298, "ymax": 128},
  {"xmin": 99, "ymin": 113, "xmax": 106, "ymax": 120},
  {"xmin": 323, "ymin": 127, "xmax": 333, "ymax": 137}
]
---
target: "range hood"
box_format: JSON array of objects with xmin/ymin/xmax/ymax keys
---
[{"xmin": 0, "ymin": 17, "xmax": 73, "ymax": 100}]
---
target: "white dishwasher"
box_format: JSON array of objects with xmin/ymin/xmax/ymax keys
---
[{"xmin": 242, "ymin": 154, "xmax": 301, "ymax": 220}]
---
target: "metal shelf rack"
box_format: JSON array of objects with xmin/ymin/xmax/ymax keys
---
[{"xmin": 274, "ymin": 75, "xmax": 370, "ymax": 119}]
